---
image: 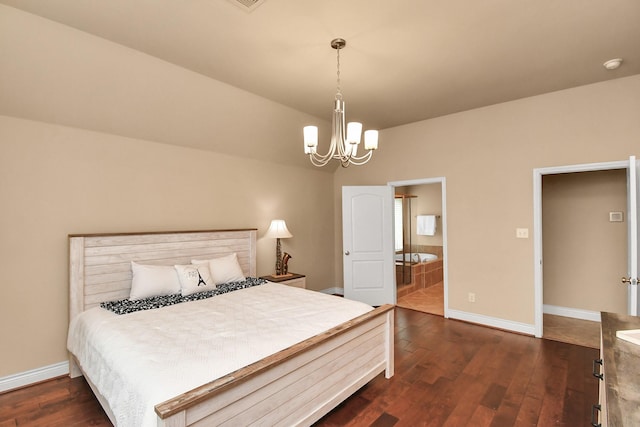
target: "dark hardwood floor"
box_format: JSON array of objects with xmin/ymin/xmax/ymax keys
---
[
  {"xmin": 315, "ymin": 308, "xmax": 599, "ymax": 426},
  {"xmin": 0, "ymin": 308, "xmax": 599, "ymax": 427},
  {"xmin": 0, "ymin": 375, "xmax": 110, "ymax": 426}
]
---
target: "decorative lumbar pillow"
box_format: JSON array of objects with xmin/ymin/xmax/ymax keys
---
[
  {"xmin": 130, "ymin": 261, "xmax": 181, "ymax": 301},
  {"xmin": 192, "ymin": 253, "xmax": 245, "ymax": 285},
  {"xmin": 174, "ymin": 263, "xmax": 216, "ymax": 296}
]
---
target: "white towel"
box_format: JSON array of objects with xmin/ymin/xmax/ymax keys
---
[{"xmin": 417, "ymin": 215, "xmax": 436, "ymax": 236}]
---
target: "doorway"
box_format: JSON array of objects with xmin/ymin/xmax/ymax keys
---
[
  {"xmin": 389, "ymin": 177, "xmax": 448, "ymax": 317},
  {"xmin": 534, "ymin": 161, "xmax": 629, "ymax": 338},
  {"xmin": 541, "ymin": 169, "xmax": 627, "ymax": 348}
]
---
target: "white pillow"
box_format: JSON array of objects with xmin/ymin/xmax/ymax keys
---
[
  {"xmin": 130, "ymin": 261, "xmax": 181, "ymax": 301},
  {"xmin": 174, "ymin": 263, "xmax": 216, "ymax": 296},
  {"xmin": 192, "ymin": 253, "xmax": 245, "ymax": 285}
]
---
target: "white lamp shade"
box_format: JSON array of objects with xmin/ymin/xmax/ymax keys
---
[
  {"xmin": 265, "ymin": 219, "xmax": 293, "ymax": 239},
  {"xmin": 303, "ymin": 126, "xmax": 318, "ymax": 148},
  {"xmin": 346, "ymin": 122, "xmax": 362, "ymax": 145},
  {"xmin": 364, "ymin": 130, "xmax": 379, "ymax": 150}
]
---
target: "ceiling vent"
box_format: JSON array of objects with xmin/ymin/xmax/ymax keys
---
[{"xmin": 227, "ymin": 0, "xmax": 266, "ymax": 12}]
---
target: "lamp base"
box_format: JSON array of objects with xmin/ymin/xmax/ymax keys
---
[{"xmin": 271, "ymin": 273, "xmax": 294, "ymax": 278}]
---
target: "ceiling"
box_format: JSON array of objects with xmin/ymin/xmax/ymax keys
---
[{"xmin": 2, "ymin": 0, "xmax": 639, "ymax": 131}]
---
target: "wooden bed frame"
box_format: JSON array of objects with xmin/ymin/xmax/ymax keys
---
[{"xmin": 68, "ymin": 228, "xmax": 394, "ymax": 426}]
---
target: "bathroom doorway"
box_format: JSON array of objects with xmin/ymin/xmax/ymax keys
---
[{"xmin": 389, "ymin": 177, "xmax": 448, "ymax": 317}]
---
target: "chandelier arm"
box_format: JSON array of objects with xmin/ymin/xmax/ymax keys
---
[
  {"xmin": 310, "ymin": 150, "xmax": 335, "ymax": 163},
  {"xmin": 309, "ymin": 146, "xmax": 374, "ymax": 167},
  {"xmin": 333, "ymin": 99, "xmax": 346, "ymax": 157},
  {"xmin": 343, "ymin": 150, "xmax": 374, "ymax": 166},
  {"xmin": 309, "ymin": 154, "xmax": 332, "ymax": 167},
  {"xmin": 308, "ymin": 106, "xmax": 342, "ymax": 164},
  {"xmin": 309, "ymin": 135, "xmax": 342, "ymax": 166},
  {"xmin": 309, "ymin": 147, "xmax": 336, "ymax": 164}
]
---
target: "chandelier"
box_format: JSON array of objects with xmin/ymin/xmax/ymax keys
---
[{"xmin": 303, "ymin": 38, "xmax": 379, "ymax": 168}]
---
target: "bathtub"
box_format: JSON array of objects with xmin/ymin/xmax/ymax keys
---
[{"xmin": 395, "ymin": 253, "xmax": 438, "ymax": 263}]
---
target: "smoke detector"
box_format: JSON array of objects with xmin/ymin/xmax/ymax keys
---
[
  {"xmin": 603, "ymin": 58, "xmax": 623, "ymax": 70},
  {"xmin": 227, "ymin": 0, "xmax": 266, "ymax": 12}
]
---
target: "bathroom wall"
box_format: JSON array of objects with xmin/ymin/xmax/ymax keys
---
[{"xmin": 407, "ymin": 184, "xmax": 443, "ymax": 255}]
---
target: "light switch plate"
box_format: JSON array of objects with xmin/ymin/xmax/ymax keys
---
[
  {"xmin": 609, "ymin": 211, "xmax": 624, "ymax": 222},
  {"xmin": 516, "ymin": 228, "xmax": 529, "ymax": 239}
]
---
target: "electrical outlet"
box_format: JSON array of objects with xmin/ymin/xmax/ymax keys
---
[
  {"xmin": 516, "ymin": 228, "xmax": 529, "ymax": 239},
  {"xmin": 468, "ymin": 292, "xmax": 476, "ymax": 303}
]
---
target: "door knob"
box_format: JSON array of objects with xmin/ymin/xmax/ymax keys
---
[
  {"xmin": 621, "ymin": 277, "xmax": 638, "ymax": 285},
  {"xmin": 344, "ymin": 251, "xmax": 350, "ymax": 256}
]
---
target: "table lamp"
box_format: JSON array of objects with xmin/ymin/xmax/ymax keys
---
[{"xmin": 265, "ymin": 219, "xmax": 293, "ymax": 276}]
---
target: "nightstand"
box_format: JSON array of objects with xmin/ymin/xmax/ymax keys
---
[{"xmin": 260, "ymin": 273, "xmax": 306, "ymax": 289}]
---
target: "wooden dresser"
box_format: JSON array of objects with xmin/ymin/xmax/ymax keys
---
[{"xmin": 595, "ymin": 312, "xmax": 640, "ymax": 426}]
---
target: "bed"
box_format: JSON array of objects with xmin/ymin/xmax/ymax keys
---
[{"xmin": 67, "ymin": 228, "xmax": 394, "ymax": 426}]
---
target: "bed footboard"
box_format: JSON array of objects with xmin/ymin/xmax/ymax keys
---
[{"xmin": 155, "ymin": 304, "xmax": 394, "ymax": 427}]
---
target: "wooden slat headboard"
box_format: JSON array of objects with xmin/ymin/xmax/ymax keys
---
[{"xmin": 69, "ymin": 229, "xmax": 257, "ymax": 322}]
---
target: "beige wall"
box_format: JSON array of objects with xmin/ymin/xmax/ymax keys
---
[
  {"xmin": 0, "ymin": 116, "xmax": 335, "ymax": 377},
  {"xmin": 406, "ymin": 184, "xmax": 443, "ymax": 247},
  {"xmin": 0, "ymin": 4, "xmax": 326, "ymax": 170},
  {"xmin": 542, "ymin": 170, "xmax": 627, "ymax": 313},
  {"xmin": 0, "ymin": 5, "xmax": 334, "ymax": 378},
  {"xmin": 334, "ymin": 74, "xmax": 640, "ymax": 325}
]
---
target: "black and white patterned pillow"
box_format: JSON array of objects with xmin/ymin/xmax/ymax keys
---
[{"xmin": 101, "ymin": 277, "xmax": 267, "ymax": 315}]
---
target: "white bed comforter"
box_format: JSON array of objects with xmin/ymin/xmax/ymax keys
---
[{"xmin": 67, "ymin": 282, "xmax": 372, "ymax": 427}]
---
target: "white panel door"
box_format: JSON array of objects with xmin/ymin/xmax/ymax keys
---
[
  {"xmin": 626, "ymin": 156, "xmax": 640, "ymax": 315},
  {"xmin": 342, "ymin": 186, "xmax": 395, "ymax": 306}
]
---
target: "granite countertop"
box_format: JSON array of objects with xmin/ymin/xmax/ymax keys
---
[{"xmin": 601, "ymin": 312, "xmax": 640, "ymax": 426}]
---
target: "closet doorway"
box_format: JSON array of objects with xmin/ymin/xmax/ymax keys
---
[
  {"xmin": 540, "ymin": 169, "xmax": 627, "ymax": 348},
  {"xmin": 389, "ymin": 177, "xmax": 448, "ymax": 317},
  {"xmin": 533, "ymin": 157, "xmax": 639, "ymax": 341}
]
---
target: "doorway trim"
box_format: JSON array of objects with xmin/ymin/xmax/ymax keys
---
[
  {"xmin": 388, "ymin": 177, "xmax": 449, "ymax": 318},
  {"xmin": 533, "ymin": 160, "xmax": 627, "ymax": 337}
]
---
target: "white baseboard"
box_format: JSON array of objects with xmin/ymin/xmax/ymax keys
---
[
  {"xmin": 318, "ymin": 287, "xmax": 344, "ymax": 296},
  {"xmin": 0, "ymin": 361, "xmax": 69, "ymax": 393},
  {"xmin": 447, "ymin": 309, "xmax": 535, "ymax": 336},
  {"xmin": 321, "ymin": 292, "xmax": 535, "ymax": 336},
  {"xmin": 543, "ymin": 304, "xmax": 601, "ymax": 322}
]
